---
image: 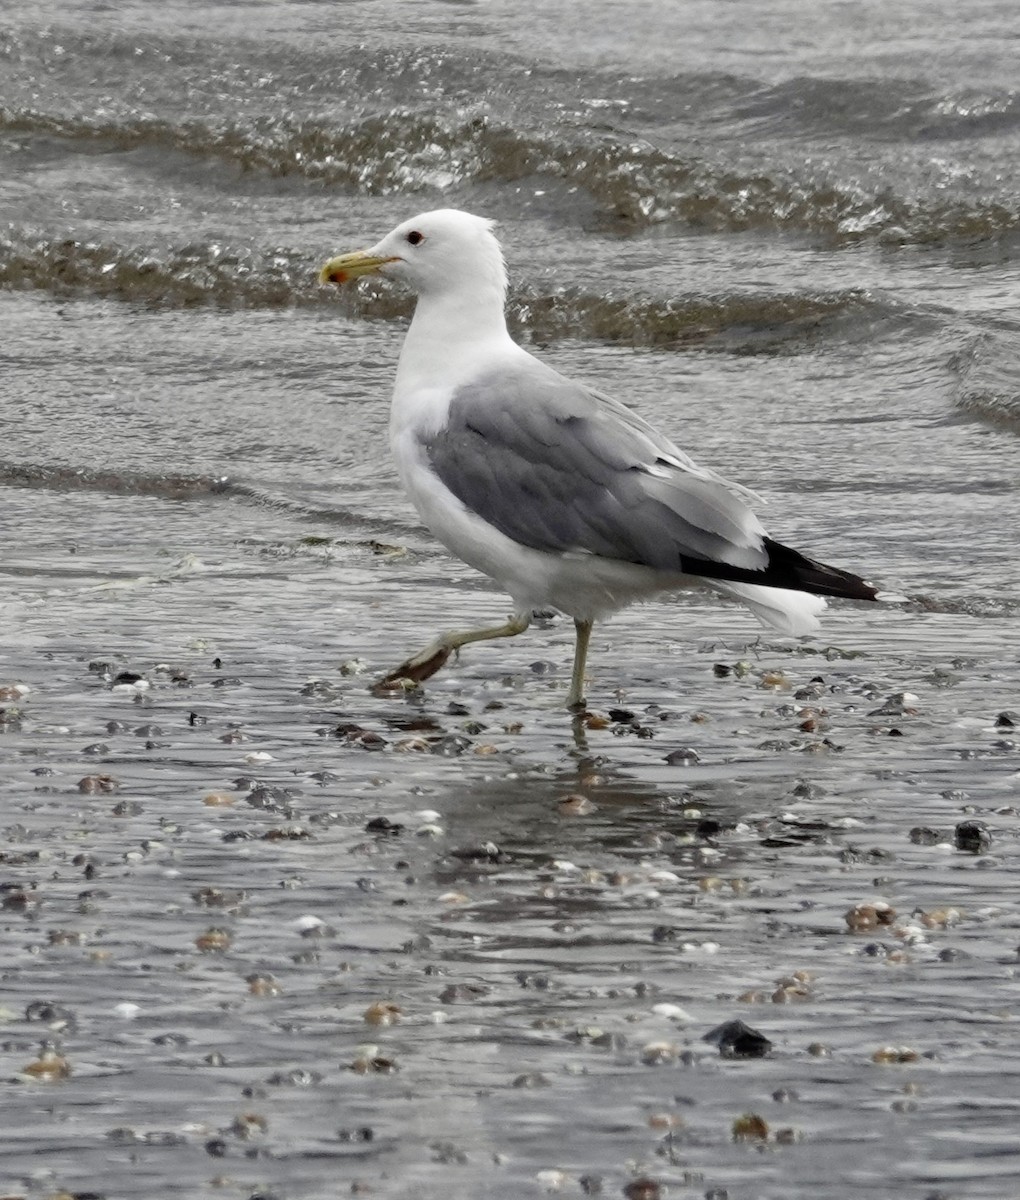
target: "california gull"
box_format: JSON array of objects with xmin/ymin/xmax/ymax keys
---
[{"xmin": 320, "ymin": 209, "xmax": 877, "ymax": 708}]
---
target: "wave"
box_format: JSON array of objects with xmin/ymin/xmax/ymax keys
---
[
  {"xmin": 0, "ymin": 226, "xmax": 313, "ymax": 308},
  {"xmin": 948, "ymin": 333, "xmax": 1020, "ymax": 432},
  {"xmin": 906, "ymin": 593, "xmax": 1020, "ymax": 619},
  {"xmin": 2, "ymin": 104, "xmax": 1018, "ymax": 246},
  {"xmin": 0, "ymin": 461, "xmax": 235, "ymax": 498},
  {"xmin": 0, "ymin": 459, "xmax": 415, "ymax": 537},
  {"xmin": 0, "ymin": 225, "xmax": 883, "ymax": 348},
  {"xmin": 506, "ymin": 287, "xmax": 885, "ymax": 350},
  {"xmin": 729, "ymin": 76, "xmax": 1020, "ymax": 143}
]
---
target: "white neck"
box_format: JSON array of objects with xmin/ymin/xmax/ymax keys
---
[{"xmin": 394, "ymin": 285, "xmax": 515, "ymax": 402}]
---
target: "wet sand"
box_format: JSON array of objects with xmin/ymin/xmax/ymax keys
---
[{"xmin": 3, "ymin": 502, "xmax": 1019, "ymax": 1198}]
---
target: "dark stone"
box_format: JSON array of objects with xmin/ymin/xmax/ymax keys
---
[
  {"xmin": 429, "ymin": 734, "xmax": 472, "ymax": 756},
  {"xmin": 861, "ymin": 942, "xmax": 890, "ymax": 958},
  {"xmin": 308, "ymin": 770, "xmax": 340, "ymax": 785},
  {"xmin": 338, "ymin": 1125, "xmax": 375, "ymax": 1141},
  {"xmin": 246, "ymin": 786, "xmax": 296, "ymax": 813},
  {"xmin": 703, "ymin": 1018, "xmax": 772, "ymax": 1059},
  {"xmin": 438, "ymin": 983, "xmax": 489, "ymax": 1003},
  {"xmin": 664, "ymin": 747, "xmax": 700, "ymax": 766},
  {"xmin": 954, "ymin": 820, "xmax": 991, "ymax": 854},
  {"xmin": 650, "ymin": 925, "xmax": 681, "ymax": 944},
  {"xmin": 623, "ymin": 1179, "xmax": 662, "ymax": 1200},
  {"xmin": 909, "ymin": 826, "xmax": 945, "ymax": 845},
  {"xmin": 450, "ymin": 842, "xmax": 503, "ymax": 863},
  {"xmin": 25, "ymin": 1000, "xmax": 76, "ymax": 1026},
  {"xmin": 365, "ymin": 816, "xmax": 404, "ymax": 836}
]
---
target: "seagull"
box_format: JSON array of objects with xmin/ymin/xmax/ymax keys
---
[{"xmin": 320, "ymin": 209, "xmax": 877, "ymax": 709}]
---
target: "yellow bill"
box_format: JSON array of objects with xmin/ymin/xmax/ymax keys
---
[{"xmin": 319, "ymin": 251, "xmax": 400, "ymax": 286}]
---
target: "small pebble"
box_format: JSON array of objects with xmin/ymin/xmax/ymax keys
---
[
  {"xmin": 247, "ymin": 973, "xmax": 281, "ymax": 997},
  {"xmin": 195, "ymin": 928, "xmax": 232, "ymax": 953},
  {"xmin": 512, "ymin": 1072, "xmax": 552, "ymax": 1088},
  {"xmin": 647, "ymin": 1112, "xmax": 684, "ymax": 1130},
  {"xmin": 640, "ymin": 1040, "xmax": 678, "ymax": 1066},
  {"xmin": 363, "ymin": 1001, "xmax": 402, "ymax": 1027},
  {"xmin": 917, "ymin": 907, "xmax": 960, "ymax": 929},
  {"xmin": 663, "ymin": 747, "xmax": 700, "ymax": 766},
  {"xmin": 77, "ymin": 774, "xmax": 119, "ymax": 794},
  {"xmin": 21, "ymin": 1047, "xmax": 71, "ymax": 1080},
  {"xmin": 623, "ymin": 1180, "xmax": 662, "ymax": 1200},
  {"xmin": 872, "ymin": 1045, "xmax": 920, "ymax": 1064},
  {"xmin": 845, "ymin": 901, "xmax": 897, "ymax": 932},
  {"xmin": 230, "ymin": 1111, "xmax": 268, "ymax": 1139},
  {"xmin": 651, "ymin": 1002, "xmax": 692, "ymax": 1022},
  {"xmin": 558, "ymin": 793, "xmax": 597, "ymax": 816},
  {"xmin": 337, "ymin": 1125, "xmax": 375, "ymax": 1142},
  {"xmin": 732, "ymin": 1113, "xmax": 769, "ymax": 1142},
  {"xmin": 758, "ymin": 670, "xmax": 788, "ymax": 690},
  {"xmin": 349, "ymin": 1051, "xmax": 398, "ymax": 1074}
]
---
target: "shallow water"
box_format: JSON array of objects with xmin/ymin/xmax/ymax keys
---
[{"xmin": 2, "ymin": 2, "xmax": 1020, "ymax": 1198}]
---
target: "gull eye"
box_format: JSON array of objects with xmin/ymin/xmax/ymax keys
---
[{"xmin": 405, "ymin": 230, "xmax": 425, "ymax": 246}]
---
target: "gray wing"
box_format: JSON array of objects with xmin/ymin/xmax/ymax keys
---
[{"xmin": 423, "ymin": 358, "xmax": 768, "ymax": 573}]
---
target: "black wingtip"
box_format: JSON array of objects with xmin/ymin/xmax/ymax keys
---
[
  {"xmin": 761, "ymin": 538, "xmax": 879, "ymax": 601},
  {"xmin": 680, "ymin": 538, "xmax": 878, "ymax": 601}
]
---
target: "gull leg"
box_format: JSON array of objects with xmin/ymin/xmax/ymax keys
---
[
  {"xmin": 375, "ymin": 612, "xmax": 531, "ymax": 691},
  {"xmin": 565, "ymin": 618, "xmax": 593, "ymax": 711}
]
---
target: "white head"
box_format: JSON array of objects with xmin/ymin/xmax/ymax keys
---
[{"xmin": 320, "ymin": 209, "xmax": 508, "ymax": 302}]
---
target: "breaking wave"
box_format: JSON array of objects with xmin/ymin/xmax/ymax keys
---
[
  {"xmin": 2, "ymin": 104, "xmax": 1018, "ymax": 245},
  {"xmin": 0, "ymin": 224, "xmax": 887, "ymax": 349}
]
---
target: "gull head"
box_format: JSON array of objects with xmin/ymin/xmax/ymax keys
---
[{"xmin": 319, "ymin": 209, "xmax": 508, "ymax": 302}]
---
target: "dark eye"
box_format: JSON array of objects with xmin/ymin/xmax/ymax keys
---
[{"xmin": 406, "ymin": 230, "xmax": 425, "ymax": 246}]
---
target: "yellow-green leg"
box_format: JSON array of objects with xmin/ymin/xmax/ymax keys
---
[
  {"xmin": 566, "ymin": 617, "xmax": 593, "ymax": 710},
  {"xmin": 376, "ymin": 612, "xmax": 531, "ymax": 692}
]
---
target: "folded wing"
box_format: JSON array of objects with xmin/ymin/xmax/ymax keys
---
[{"xmin": 423, "ymin": 359, "xmax": 876, "ymax": 602}]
